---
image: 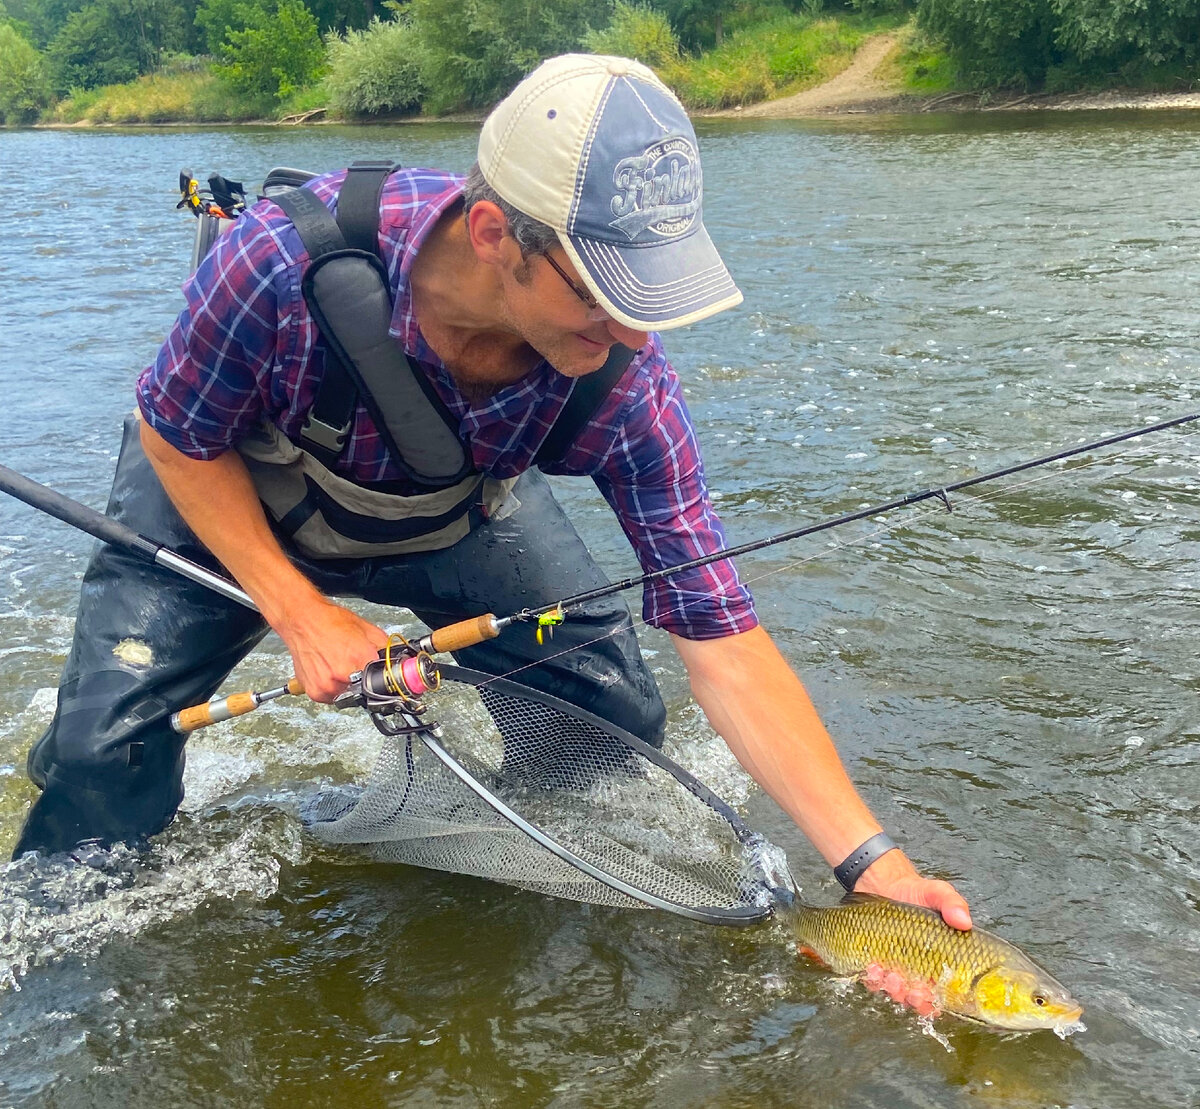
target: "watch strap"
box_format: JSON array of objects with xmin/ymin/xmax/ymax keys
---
[{"xmin": 834, "ymin": 832, "xmax": 898, "ymax": 892}]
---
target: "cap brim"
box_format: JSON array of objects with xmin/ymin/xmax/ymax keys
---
[{"xmin": 562, "ymin": 225, "xmax": 743, "ymax": 332}]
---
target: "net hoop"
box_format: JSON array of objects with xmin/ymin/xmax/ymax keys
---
[{"xmin": 421, "ymin": 665, "xmax": 783, "ymax": 925}]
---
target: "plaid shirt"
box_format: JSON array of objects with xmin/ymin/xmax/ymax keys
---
[{"xmin": 137, "ymin": 168, "xmax": 756, "ymax": 638}]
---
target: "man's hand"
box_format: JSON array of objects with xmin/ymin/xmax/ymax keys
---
[
  {"xmin": 870, "ymin": 875, "xmax": 973, "ymax": 932},
  {"xmin": 848, "ymin": 850, "xmax": 970, "ymax": 1015},
  {"xmin": 853, "ymin": 846, "xmax": 973, "ymax": 931},
  {"xmin": 139, "ymin": 420, "xmax": 389, "ymax": 703},
  {"xmin": 273, "ymin": 595, "xmax": 390, "ymax": 703}
]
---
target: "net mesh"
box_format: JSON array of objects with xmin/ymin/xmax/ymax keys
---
[{"xmin": 304, "ymin": 667, "xmax": 785, "ymax": 922}]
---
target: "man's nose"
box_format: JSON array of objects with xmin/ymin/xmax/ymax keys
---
[{"xmin": 599, "ymin": 313, "xmax": 649, "ymax": 349}]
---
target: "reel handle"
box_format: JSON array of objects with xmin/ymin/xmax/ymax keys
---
[
  {"xmin": 171, "ymin": 677, "xmax": 304, "ymax": 733},
  {"xmin": 418, "ymin": 614, "xmax": 501, "ymax": 654}
]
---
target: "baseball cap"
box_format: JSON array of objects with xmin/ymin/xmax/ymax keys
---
[{"xmin": 478, "ymin": 53, "xmax": 743, "ymax": 331}]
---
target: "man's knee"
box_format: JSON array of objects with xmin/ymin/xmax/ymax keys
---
[{"xmin": 18, "ymin": 670, "xmax": 186, "ymax": 857}]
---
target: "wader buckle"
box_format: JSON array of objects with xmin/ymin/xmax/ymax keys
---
[{"xmin": 300, "ymin": 412, "xmax": 352, "ymax": 453}]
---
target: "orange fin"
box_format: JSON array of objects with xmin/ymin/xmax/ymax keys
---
[{"xmin": 797, "ymin": 945, "xmax": 826, "ymax": 965}]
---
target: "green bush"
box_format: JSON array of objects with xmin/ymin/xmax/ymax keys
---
[
  {"xmin": 50, "ymin": 69, "xmax": 237, "ymax": 122},
  {"xmin": 213, "ymin": 0, "xmax": 325, "ymax": 105},
  {"xmin": 195, "ymin": 0, "xmax": 245, "ymax": 55},
  {"xmin": 890, "ymin": 24, "xmax": 956, "ymax": 92},
  {"xmin": 665, "ymin": 14, "xmax": 868, "ymax": 108},
  {"xmin": 325, "ymin": 15, "xmax": 425, "ymax": 116},
  {"xmin": 410, "ymin": 0, "xmax": 609, "ymax": 113},
  {"xmin": 767, "ymin": 17, "xmax": 859, "ymax": 83},
  {"xmin": 581, "ymin": 2, "xmax": 680, "ymax": 69},
  {"xmin": 47, "ymin": 0, "xmax": 147, "ymax": 91},
  {"xmin": 0, "ymin": 21, "xmax": 50, "ymax": 123},
  {"xmin": 916, "ymin": 0, "xmax": 1200, "ymax": 88},
  {"xmin": 1053, "ymin": 0, "xmax": 1200, "ymax": 77}
]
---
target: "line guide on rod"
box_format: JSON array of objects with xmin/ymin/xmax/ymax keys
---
[{"xmin": 3, "ymin": 409, "xmax": 1198, "ymax": 732}]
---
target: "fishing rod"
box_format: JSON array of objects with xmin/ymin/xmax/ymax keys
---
[
  {"xmin": 3, "ymin": 409, "xmax": 1198, "ymax": 730},
  {"xmin": 0, "ymin": 461, "xmax": 510, "ymax": 731},
  {"xmin": 502, "ymin": 408, "xmax": 1200, "ymax": 636}
]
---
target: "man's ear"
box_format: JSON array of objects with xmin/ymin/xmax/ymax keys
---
[{"xmin": 466, "ymin": 200, "xmax": 510, "ymax": 265}]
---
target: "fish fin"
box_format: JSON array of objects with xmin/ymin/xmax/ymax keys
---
[
  {"xmin": 837, "ymin": 891, "xmax": 886, "ymax": 906},
  {"xmin": 797, "ymin": 945, "xmax": 826, "ymax": 965}
]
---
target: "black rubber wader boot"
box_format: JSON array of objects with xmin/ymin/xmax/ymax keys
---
[{"xmin": 14, "ymin": 417, "xmax": 665, "ymax": 858}]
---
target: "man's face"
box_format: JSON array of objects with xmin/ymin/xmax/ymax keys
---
[{"xmin": 502, "ymin": 245, "xmax": 648, "ymax": 379}]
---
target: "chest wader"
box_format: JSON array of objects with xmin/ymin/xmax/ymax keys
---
[{"xmin": 13, "ymin": 164, "xmax": 666, "ymax": 860}]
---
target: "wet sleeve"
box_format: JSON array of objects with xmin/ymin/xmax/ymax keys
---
[
  {"xmin": 136, "ymin": 209, "xmax": 300, "ymax": 460},
  {"xmin": 593, "ymin": 345, "xmax": 757, "ymax": 640}
]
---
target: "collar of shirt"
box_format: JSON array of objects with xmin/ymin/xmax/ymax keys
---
[{"xmin": 380, "ymin": 172, "xmax": 574, "ymax": 460}]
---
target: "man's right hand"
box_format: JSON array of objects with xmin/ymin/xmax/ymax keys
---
[
  {"xmin": 273, "ymin": 594, "xmax": 390, "ymax": 703},
  {"xmin": 138, "ymin": 421, "xmax": 390, "ymax": 703}
]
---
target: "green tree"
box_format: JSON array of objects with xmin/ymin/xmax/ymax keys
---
[
  {"xmin": 0, "ymin": 20, "xmax": 51, "ymax": 121},
  {"xmin": 2, "ymin": 0, "xmax": 87, "ymax": 48},
  {"xmin": 306, "ymin": 0, "xmax": 376, "ymax": 35},
  {"xmin": 917, "ymin": 0, "xmax": 1200, "ymax": 87},
  {"xmin": 649, "ymin": 0, "xmax": 729, "ymax": 51},
  {"xmin": 410, "ymin": 0, "xmax": 609, "ymax": 112},
  {"xmin": 581, "ymin": 1, "xmax": 680, "ymax": 68},
  {"xmin": 325, "ymin": 13, "xmax": 425, "ymax": 115},
  {"xmin": 212, "ymin": 0, "xmax": 326, "ymax": 105},
  {"xmin": 44, "ymin": 0, "xmax": 195, "ymax": 91},
  {"xmin": 917, "ymin": 0, "xmax": 1057, "ymax": 86},
  {"xmin": 195, "ymin": 0, "xmax": 244, "ymax": 53},
  {"xmin": 1051, "ymin": 0, "xmax": 1200, "ymax": 71}
]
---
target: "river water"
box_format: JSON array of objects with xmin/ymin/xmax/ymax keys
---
[{"xmin": 0, "ymin": 114, "xmax": 1198, "ymax": 1108}]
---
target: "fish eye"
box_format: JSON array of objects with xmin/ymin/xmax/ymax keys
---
[{"xmin": 1033, "ymin": 995, "xmax": 1047, "ymax": 1006}]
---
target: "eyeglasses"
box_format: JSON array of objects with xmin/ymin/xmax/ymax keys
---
[{"xmin": 542, "ymin": 251, "xmax": 600, "ymax": 311}]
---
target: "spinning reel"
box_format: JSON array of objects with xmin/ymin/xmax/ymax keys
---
[{"xmin": 333, "ymin": 635, "xmax": 443, "ymax": 736}]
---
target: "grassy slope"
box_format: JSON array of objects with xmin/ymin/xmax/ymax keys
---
[{"xmin": 48, "ymin": 13, "xmax": 923, "ymax": 125}]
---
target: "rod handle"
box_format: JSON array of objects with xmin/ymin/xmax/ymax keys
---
[
  {"xmin": 423, "ymin": 614, "xmax": 501, "ymax": 654},
  {"xmin": 171, "ymin": 677, "xmax": 304, "ymax": 733}
]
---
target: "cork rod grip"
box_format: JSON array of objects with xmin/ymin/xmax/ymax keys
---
[
  {"xmin": 172, "ymin": 691, "xmax": 260, "ymax": 733},
  {"xmin": 426, "ymin": 614, "xmax": 501, "ymax": 654},
  {"xmin": 171, "ymin": 677, "xmax": 306, "ymax": 734}
]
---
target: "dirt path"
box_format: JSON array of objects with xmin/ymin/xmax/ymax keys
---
[
  {"xmin": 707, "ymin": 31, "xmax": 1200, "ymax": 119},
  {"xmin": 711, "ymin": 33, "xmax": 902, "ymax": 118}
]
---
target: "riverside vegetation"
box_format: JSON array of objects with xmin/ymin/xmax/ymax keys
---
[{"xmin": 1, "ymin": 0, "xmax": 1198, "ymax": 126}]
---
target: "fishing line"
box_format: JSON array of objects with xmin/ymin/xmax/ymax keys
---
[
  {"xmin": 505, "ymin": 409, "xmax": 1200, "ymax": 628},
  {"xmin": 474, "ymin": 417, "xmax": 1200, "ymax": 691}
]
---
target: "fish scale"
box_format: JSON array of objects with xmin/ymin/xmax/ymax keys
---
[{"xmin": 788, "ymin": 893, "xmax": 1084, "ymax": 1031}]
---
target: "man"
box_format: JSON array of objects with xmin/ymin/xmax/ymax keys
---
[{"xmin": 16, "ymin": 55, "xmax": 971, "ymax": 960}]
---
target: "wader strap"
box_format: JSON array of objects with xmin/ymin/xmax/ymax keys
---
[
  {"xmin": 534, "ymin": 344, "xmax": 636, "ymax": 468},
  {"xmin": 272, "ymin": 185, "xmax": 345, "ymax": 262},
  {"xmin": 270, "ymin": 185, "xmax": 359, "ymax": 465},
  {"xmin": 271, "ymin": 163, "xmax": 632, "ymax": 480},
  {"xmin": 337, "ymin": 160, "xmax": 397, "ymax": 254},
  {"xmin": 270, "ymin": 161, "xmax": 473, "ymax": 487}
]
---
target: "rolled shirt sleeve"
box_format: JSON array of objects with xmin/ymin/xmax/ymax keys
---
[
  {"xmin": 136, "ymin": 205, "xmax": 307, "ymax": 459},
  {"xmin": 589, "ymin": 343, "xmax": 757, "ymax": 640}
]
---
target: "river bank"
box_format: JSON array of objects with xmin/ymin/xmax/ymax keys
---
[
  {"xmin": 27, "ymin": 29, "xmax": 1200, "ymax": 132},
  {"xmin": 705, "ymin": 31, "xmax": 1200, "ymax": 118}
]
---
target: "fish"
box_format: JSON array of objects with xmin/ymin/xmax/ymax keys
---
[{"xmin": 787, "ymin": 893, "xmax": 1084, "ymax": 1033}]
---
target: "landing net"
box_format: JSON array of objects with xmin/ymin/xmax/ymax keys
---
[{"xmin": 304, "ymin": 666, "xmax": 793, "ymax": 925}]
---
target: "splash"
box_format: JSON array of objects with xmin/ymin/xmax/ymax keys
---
[
  {"xmin": 919, "ymin": 1013, "xmax": 954, "ymax": 1052},
  {"xmin": 1054, "ymin": 1018, "xmax": 1087, "ymax": 1040},
  {"xmin": 0, "ymin": 810, "xmax": 303, "ymax": 992}
]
